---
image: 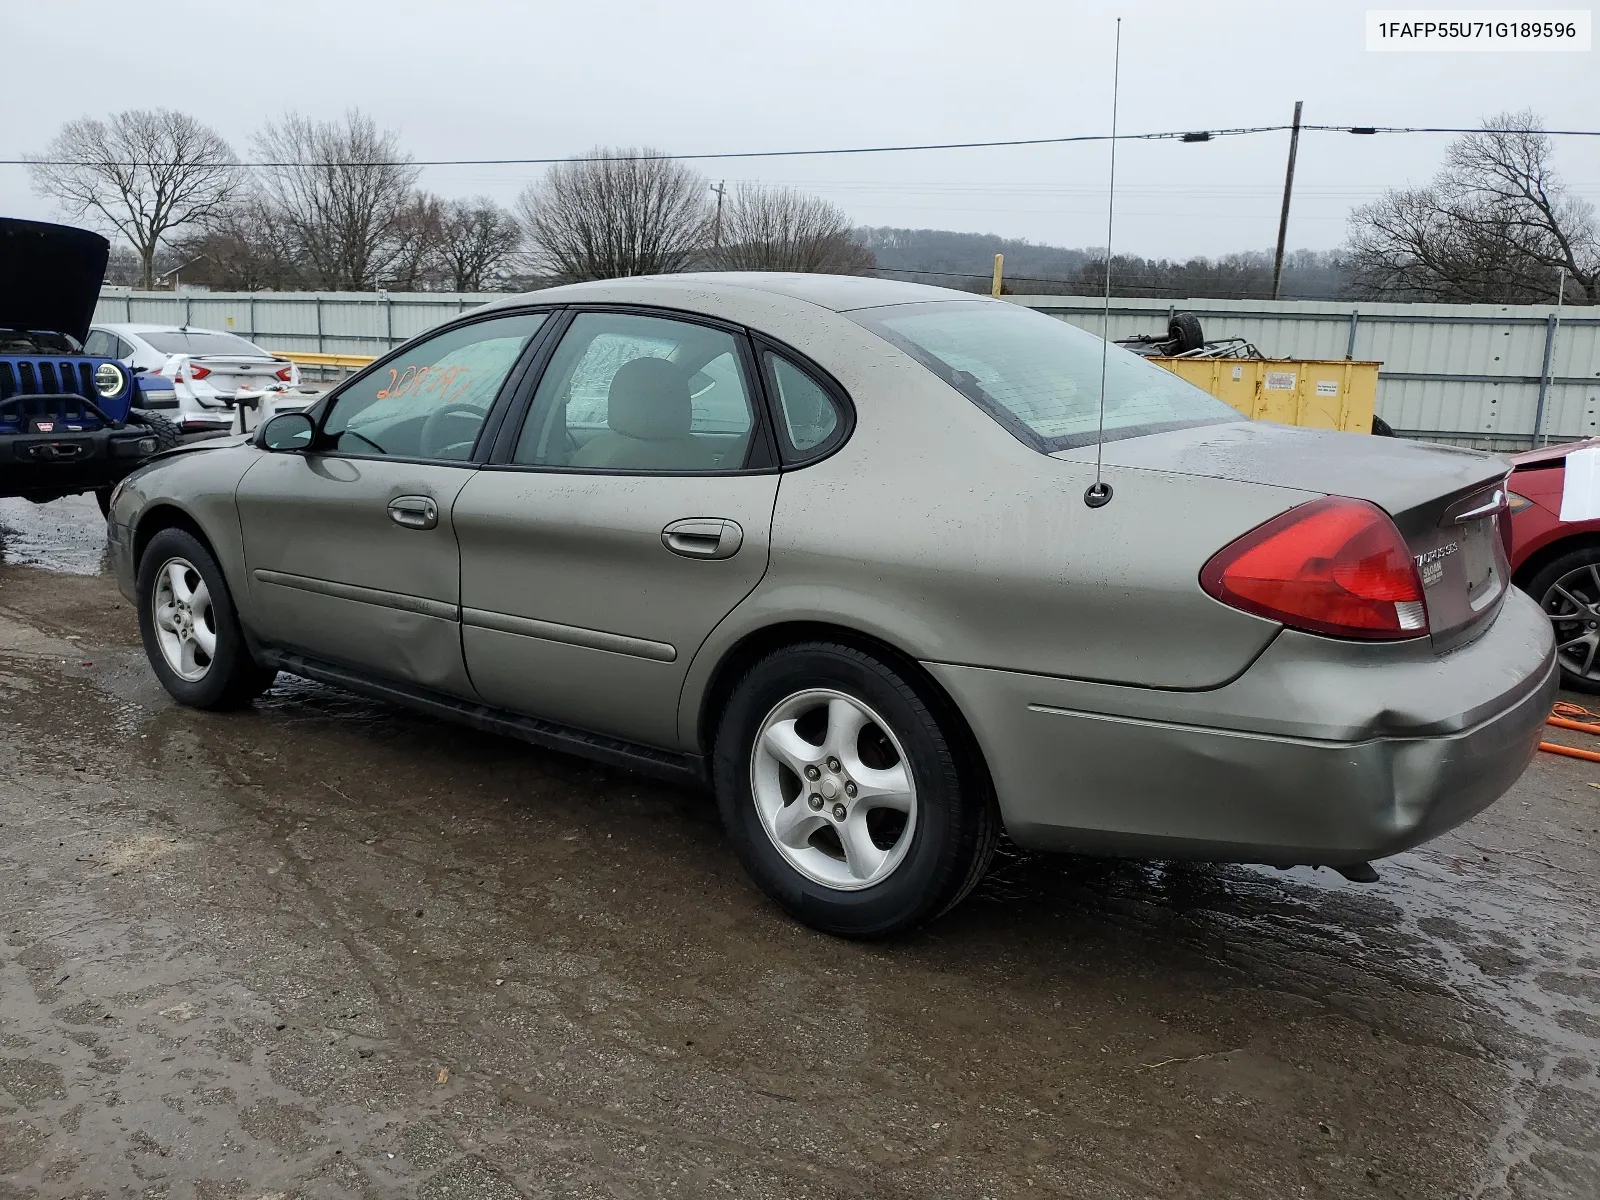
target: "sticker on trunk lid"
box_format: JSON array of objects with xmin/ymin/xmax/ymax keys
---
[{"xmin": 1415, "ymin": 541, "xmax": 1456, "ymax": 588}]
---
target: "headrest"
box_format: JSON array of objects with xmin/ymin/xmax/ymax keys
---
[{"xmin": 607, "ymin": 357, "xmax": 692, "ymax": 440}]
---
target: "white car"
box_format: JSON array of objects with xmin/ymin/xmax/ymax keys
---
[{"xmin": 86, "ymin": 324, "xmax": 304, "ymax": 434}]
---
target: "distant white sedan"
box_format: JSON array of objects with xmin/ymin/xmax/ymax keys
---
[{"xmin": 85, "ymin": 324, "xmax": 302, "ymax": 433}]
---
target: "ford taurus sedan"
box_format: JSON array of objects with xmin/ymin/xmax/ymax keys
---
[{"xmin": 106, "ymin": 274, "xmax": 1557, "ymax": 937}]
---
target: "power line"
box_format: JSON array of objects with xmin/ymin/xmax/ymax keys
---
[{"xmin": 7, "ymin": 122, "xmax": 1595, "ymax": 170}]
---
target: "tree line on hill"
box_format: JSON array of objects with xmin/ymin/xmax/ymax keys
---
[{"xmin": 26, "ymin": 109, "xmax": 1594, "ymax": 304}]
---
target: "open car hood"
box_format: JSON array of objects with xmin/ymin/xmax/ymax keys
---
[{"xmin": 0, "ymin": 218, "xmax": 110, "ymax": 344}]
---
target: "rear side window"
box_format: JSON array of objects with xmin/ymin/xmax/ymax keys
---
[
  {"xmin": 853, "ymin": 300, "xmax": 1238, "ymax": 451},
  {"xmin": 513, "ymin": 311, "xmax": 757, "ymax": 473},
  {"xmin": 763, "ymin": 352, "xmax": 843, "ymax": 462}
]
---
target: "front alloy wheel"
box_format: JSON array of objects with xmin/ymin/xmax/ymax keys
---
[
  {"xmin": 752, "ymin": 689, "xmax": 918, "ymax": 890},
  {"xmin": 151, "ymin": 556, "xmax": 217, "ymax": 681}
]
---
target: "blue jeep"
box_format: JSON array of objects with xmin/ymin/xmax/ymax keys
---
[{"xmin": 1, "ymin": 217, "xmax": 180, "ymax": 513}]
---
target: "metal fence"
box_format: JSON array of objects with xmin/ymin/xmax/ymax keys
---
[{"xmin": 95, "ymin": 288, "xmax": 1599, "ymax": 450}]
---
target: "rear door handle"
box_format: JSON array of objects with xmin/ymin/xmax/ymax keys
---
[
  {"xmin": 388, "ymin": 495, "xmax": 438, "ymax": 530},
  {"xmin": 662, "ymin": 518, "xmax": 743, "ymax": 560}
]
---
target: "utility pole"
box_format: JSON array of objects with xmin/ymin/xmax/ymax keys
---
[
  {"xmin": 710, "ymin": 180, "xmax": 726, "ymax": 253},
  {"xmin": 1271, "ymin": 100, "xmax": 1303, "ymax": 301}
]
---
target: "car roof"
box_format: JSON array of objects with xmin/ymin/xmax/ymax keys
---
[{"xmin": 498, "ymin": 271, "xmax": 989, "ymax": 313}]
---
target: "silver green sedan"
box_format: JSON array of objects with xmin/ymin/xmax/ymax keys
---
[{"xmin": 107, "ymin": 274, "xmax": 1557, "ymax": 937}]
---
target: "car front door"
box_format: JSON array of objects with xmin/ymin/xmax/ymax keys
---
[
  {"xmin": 453, "ymin": 309, "xmax": 781, "ymax": 749},
  {"xmin": 235, "ymin": 311, "xmax": 550, "ymax": 696}
]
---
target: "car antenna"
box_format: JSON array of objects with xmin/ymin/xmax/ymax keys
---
[{"xmin": 1084, "ymin": 17, "xmax": 1121, "ymax": 511}]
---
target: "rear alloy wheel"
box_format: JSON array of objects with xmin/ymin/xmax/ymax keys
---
[
  {"xmin": 1528, "ymin": 548, "xmax": 1600, "ymax": 692},
  {"xmin": 714, "ymin": 642, "xmax": 998, "ymax": 937},
  {"xmin": 137, "ymin": 527, "xmax": 276, "ymax": 709}
]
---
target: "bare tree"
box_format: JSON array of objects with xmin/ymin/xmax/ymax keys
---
[
  {"xmin": 1345, "ymin": 112, "xmax": 1597, "ymax": 304},
  {"xmin": 384, "ymin": 192, "xmax": 448, "ymax": 291},
  {"xmin": 26, "ymin": 109, "xmax": 239, "ymax": 289},
  {"xmin": 253, "ymin": 110, "xmax": 422, "ymax": 291},
  {"xmin": 172, "ymin": 197, "xmax": 299, "ymax": 291},
  {"xmin": 438, "ymin": 197, "xmax": 522, "ymax": 291},
  {"xmin": 709, "ymin": 184, "xmax": 875, "ymax": 274},
  {"xmin": 516, "ymin": 148, "xmax": 708, "ymax": 283}
]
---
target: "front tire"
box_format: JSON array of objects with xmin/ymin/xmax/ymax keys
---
[
  {"xmin": 137, "ymin": 527, "xmax": 276, "ymax": 709},
  {"xmin": 713, "ymin": 642, "xmax": 998, "ymax": 938}
]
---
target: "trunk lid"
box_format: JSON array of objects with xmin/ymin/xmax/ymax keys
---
[
  {"xmin": 1055, "ymin": 420, "xmax": 1512, "ymax": 651},
  {"xmin": 175, "ymin": 354, "xmax": 289, "ymax": 396}
]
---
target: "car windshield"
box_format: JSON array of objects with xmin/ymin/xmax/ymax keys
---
[
  {"xmin": 853, "ymin": 300, "xmax": 1240, "ymax": 450},
  {"xmin": 138, "ymin": 330, "xmax": 271, "ymax": 357}
]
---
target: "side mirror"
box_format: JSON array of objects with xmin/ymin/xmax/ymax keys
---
[{"xmin": 260, "ymin": 411, "xmax": 315, "ymax": 451}]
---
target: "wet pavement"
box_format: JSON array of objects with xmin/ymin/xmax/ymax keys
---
[{"xmin": 0, "ymin": 501, "xmax": 1597, "ymax": 1198}]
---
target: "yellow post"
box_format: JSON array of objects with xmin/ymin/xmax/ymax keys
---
[{"xmin": 991, "ymin": 253, "xmax": 1004, "ymax": 298}]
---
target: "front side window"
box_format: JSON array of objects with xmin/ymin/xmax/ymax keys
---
[
  {"xmin": 853, "ymin": 301, "xmax": 1239, "ymax": 450},
  {"xmin": 514, "ymin": 312, "xmax": 756, "ymax": 472},
  {"xmin": 322, "ymin": 313, "xmax": 545, "ymax": 461}
]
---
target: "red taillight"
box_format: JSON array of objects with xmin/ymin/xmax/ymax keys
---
[
  {"xmin": 1200, "ymin": 496, "xmax": 1428, "ymax": 640},
  {"xmin": 187, "ymin": 363, "xmax": 211, "ymax": 380},
  {"xmin": 275, "ymin": 365, "xmax": 293, "ymax": 382}
]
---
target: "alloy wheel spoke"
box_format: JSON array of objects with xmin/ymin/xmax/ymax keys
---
[
  {"xmin": 1583, "ymin": 636, "xmax": 1600, "ymax": 678},
  {"xmin": 850, "ymin": 762, "xmax": 913, "ymax": 811},
  {"xmin": 166, "ymin": 561, "xmax": 194, "ymax": 605},
  {"xmin": 191, "ymin": 577, "xmax": 211, "ymax": 615},
  {"xmin": 762, "ymin": 721, "xmax": 818, "ymax": 778},
  {"xmin": 838, "ymin": 811, "xmax": 889, "ymax": 882},
  {"xmin": 1589, "ymin": 563, "xmax": 1600, "ymax": 597},
  {"xmin": 192, "ymin": 618, "xmax": 217, "ymax": 658},
  {"xmin": 772, "ymin": 798, "xmax": 826, "ymax": 849},
  {"xmin": 822, "ymin": 697, "xmax": 870, "ymax": 770},
  {"xmin": 1558, "ymin": 633, "xmax": 1594, "ymax": 651}
]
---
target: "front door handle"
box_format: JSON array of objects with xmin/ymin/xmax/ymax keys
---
[
  {"xmin": 388, "ymin": 495, "xmax": 438, "ymax": 530},
  {"xmin": 662, "ymin": 518, "xmax": 743, "ymax": 560}
]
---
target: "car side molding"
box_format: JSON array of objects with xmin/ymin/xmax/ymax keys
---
[{"xmin": 254, "ymin": 648, "xmax": 709, "ymax": 788}]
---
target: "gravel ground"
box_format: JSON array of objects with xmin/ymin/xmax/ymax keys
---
[{"xmin": 0, "ymin": 499, "xmax": 1596, "ymax": 1199}]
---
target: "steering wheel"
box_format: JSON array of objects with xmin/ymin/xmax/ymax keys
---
[{"xmin": 419, "ymin": 405, "xmax": 486, "ymax": 459}]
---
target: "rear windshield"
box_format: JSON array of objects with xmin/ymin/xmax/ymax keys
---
[
  {"xmin": 139, "ymin": 331, "xmax": 271, "ymax": 357},
  {"xmin": 852, "ymin": 301, "xmax": 1240, "ymax": 451}
]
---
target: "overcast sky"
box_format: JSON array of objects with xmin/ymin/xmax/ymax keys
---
[{"xmin": 4, "ymin": 0, "xmax": 1595, "ymax": 261}]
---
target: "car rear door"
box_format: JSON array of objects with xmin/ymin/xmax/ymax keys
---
[
  {"xmin": 235, "ymin": 311, "xmax": 551, "ymax": 697},
  {"xmin": 452, "ymin": 308, "xmax": 780, "ymax": 749}
]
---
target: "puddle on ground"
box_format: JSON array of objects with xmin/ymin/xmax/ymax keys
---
[{"xmin": 0, "ymin": 494, "xmax": 110, "ymax": 575}]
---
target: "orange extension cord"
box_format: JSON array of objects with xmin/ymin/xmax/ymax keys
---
[{"xmin": 1540, "ymin": 701, "xmax": 1600, "ymax": 763}]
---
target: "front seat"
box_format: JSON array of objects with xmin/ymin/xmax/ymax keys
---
[{"xmin": 570, "ymin": 357, "xmax": 718, "ymax": 471}]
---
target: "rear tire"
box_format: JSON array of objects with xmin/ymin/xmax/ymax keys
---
[
  {"xmin": 1525, "ymin": 547, "xmax": 1600, "ymax": 693},
  {"xmin": 713, "ymin": 642, "xmax": 998, "ymax": 938},
  {"xmin": 137, "ymin": 527, "xmax": 276, "ymax": 709}
]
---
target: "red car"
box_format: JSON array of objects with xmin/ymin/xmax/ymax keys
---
[{"xmin": 1508, "ymin": 437, "xmax": 1600, "ymax": 692}]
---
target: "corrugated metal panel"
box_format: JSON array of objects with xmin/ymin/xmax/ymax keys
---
[{"xmin": 93, "ymin": 289, "xmax": 1599, "ymax": 444}]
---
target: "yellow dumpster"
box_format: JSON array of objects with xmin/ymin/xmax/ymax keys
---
[{"xmin": 1150, "ymin": 358, "xmax": 1381, "ymax": 434}]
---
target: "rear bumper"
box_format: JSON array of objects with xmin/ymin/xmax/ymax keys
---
[
  {"xmin": 927, "ymin": 588, "xmax": 1558, "ymax": 864},
  {"xmin": 0, "ymin": 426, "xmax": 159, "ymax": 497}
]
